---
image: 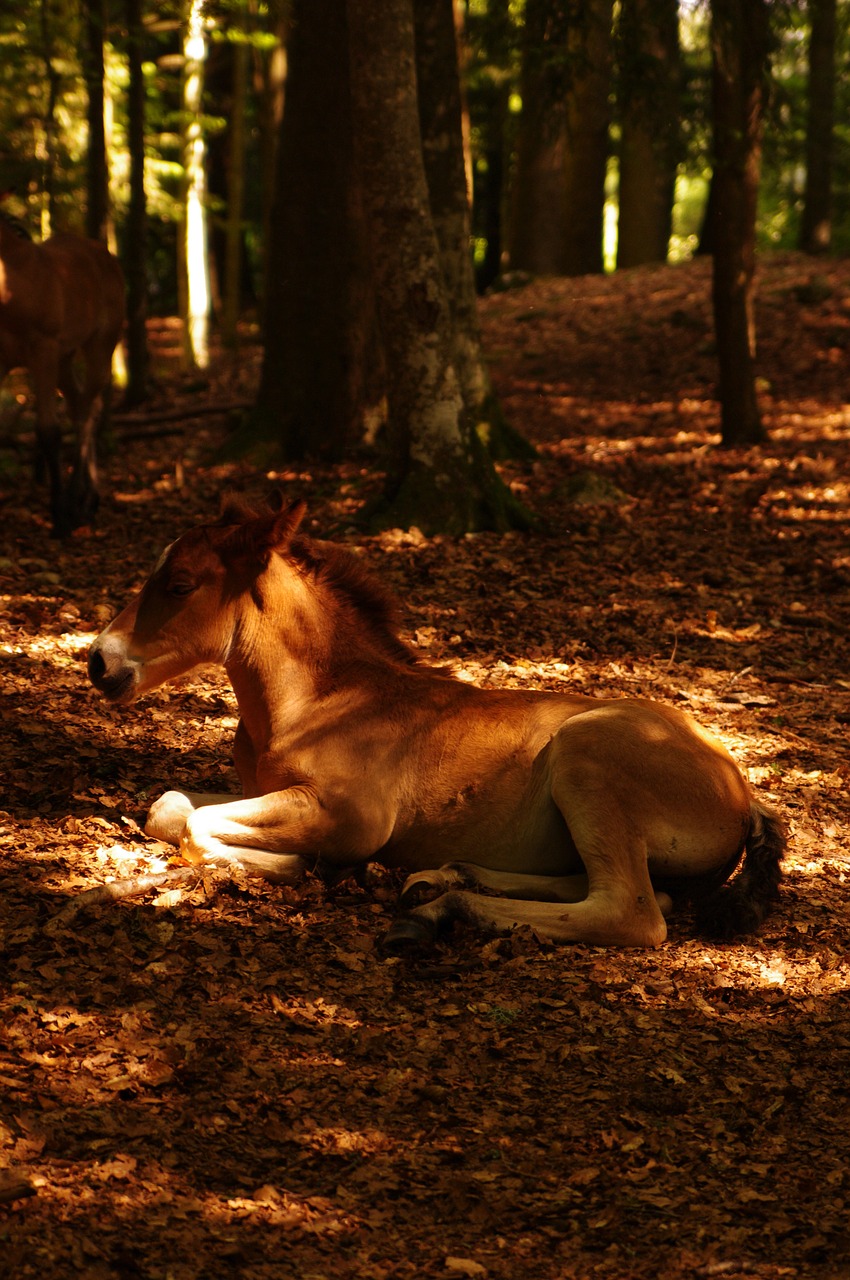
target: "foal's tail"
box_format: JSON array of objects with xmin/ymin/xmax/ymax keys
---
[{"xmin": 696, "ymin": 801, "xmax": 786, "ymax": 938}]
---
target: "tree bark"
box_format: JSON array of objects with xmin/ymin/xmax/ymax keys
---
[
  {"xmin": 124, "ymin": 0, "xmax": 150, "ymax": 406},
  {"xmin": 250, "ymin": 0, "xmax": 378, "ymax": 461},
  {"xmin": 710, "ymin": 0, "xmax": 769, "ymax": 447},
  {"xmin": 510, "ymin": 0, "xmax": 613, "ymax": 277},
  {"xmin": 799, "ymin": 0, "xmax": 836, "ymax": 254},
  {"xmin": 561, "ymin": 0, "xmax": 614, "ymax": 276},
  {"xmin": 510, "ymin": 0, "xmax": 571, "ymax": 274},
  {"xmin": 616, "ymin": 0, "xmax": 681, "ymax": 269},
  {"xmin": 348, "ymin": 0, "xmax": 531, "ymax": 533},
  {"xmin": 414, "ymin": 0, "xmax": 535, "ymax": 461}
]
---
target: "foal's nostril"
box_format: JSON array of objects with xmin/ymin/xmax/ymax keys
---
[{"xmin": 88, "ymin": 648, "xmax": 106, "ymax": 686}]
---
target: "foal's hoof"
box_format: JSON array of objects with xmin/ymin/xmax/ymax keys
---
[
  {"xmin": 381, "ymin": 914, "xmax": 438, "ymax": 954},
  {"xmin": 398, "ymin": 872, "xmax": 443, "ymax": 909},
  {"xmin": 145, "ymin": 791, "xmax": 195, "ymax": 845}
]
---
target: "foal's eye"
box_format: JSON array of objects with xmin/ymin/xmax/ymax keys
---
[{"xmin": 166, "ymin": 579, "xmax": 197, "ymax": 598}]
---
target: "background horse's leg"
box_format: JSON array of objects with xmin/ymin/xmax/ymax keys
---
[
  {"xmin": 60, "ymin": 348, "xmax": 103, "ymax": 527},
  {"xmin": 31, "ymin": 342, "xmax": 66, "ymax": 534}
]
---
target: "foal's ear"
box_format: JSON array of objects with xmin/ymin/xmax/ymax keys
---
[
  {"xmin": 222, "ymin": 498, "xmax": 307, "ymax": 565},
  {"xmin": 269, "ymin": 498, "xmax": 307, "ymax": 550}
]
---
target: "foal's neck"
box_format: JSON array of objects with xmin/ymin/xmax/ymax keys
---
[{"xmin": 225, "ymin": 561, "xmax": 404, "ymax": 744}]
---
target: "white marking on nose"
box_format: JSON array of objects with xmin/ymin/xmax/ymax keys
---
[{"xmin": 154, "ymin": 541, "xmax": 175, "ymax": 574}]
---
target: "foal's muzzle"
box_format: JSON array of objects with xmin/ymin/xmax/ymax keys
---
[{"xmin": 88, "ymin": 636, "xmax": 140, "ymax": 703}]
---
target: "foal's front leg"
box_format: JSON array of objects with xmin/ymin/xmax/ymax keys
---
[
  {"xmin": 176, "ymin": 787, "xmax": 372, "ymax": 885},
  {"xmin": 145, "ymin": 790, "xmax": 239, "ymax": 846}
]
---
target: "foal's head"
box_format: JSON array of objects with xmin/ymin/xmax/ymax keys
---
[{"xmin": 88, "ymin": 498, "xmax": 309, "ymax": 703}]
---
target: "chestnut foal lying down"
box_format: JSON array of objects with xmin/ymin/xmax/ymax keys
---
[{"xmin": 88, "ymin": 498, "xmax": 785, "ymax": 949}]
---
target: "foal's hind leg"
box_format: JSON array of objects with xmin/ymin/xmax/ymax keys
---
[
  {"xmin": 399, "ymin": 863, "xmax": 592, "ymax": 908},
  {"xmin": 387, "ymin": 729, "xmax": 670, "ymax": 949},
  {"xmin": 384, "ymin": 882, "xmax": 671, "ymax": 950}
]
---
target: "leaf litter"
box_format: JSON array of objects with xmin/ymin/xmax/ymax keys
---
[{"xmin": 0, "ymin": 255, "xmax": 848, "ymax": 1279}]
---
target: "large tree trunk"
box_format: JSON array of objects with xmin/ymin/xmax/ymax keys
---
[
  {"xmin": 799, "ymin": 0, "xmax": 836, "ymax": 254},
  {"xmin": 124, "ymin": 0, "xmax": 149, "ymax": 407},
  {"xmin": 616, "ymin": 0, "xmax": 680, "ymax": 269},
  {"xmin": 414, "ymin": 0, "xmax": 534, "ymax": 461},
  {"xmin": 561, "ymin": 0, "xmax": 614, "ymax": 276},
  {"xmin": 250, "ymin": 0, "xmax": 377, "ymax": 461},
  {"xmin": 710, "ymin": 0, "xmax": 769, "ymax": 447},
  {"xmin": 347, "ymin": 0, "xmax": 530, "ymax": 533}
]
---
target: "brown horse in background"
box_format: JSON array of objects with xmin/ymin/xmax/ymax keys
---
[
  {"xmin": 0, "ymin": 214, "xmax": 125, "ymax": 535},
  {"xmin": 88, "ymin": 498, "xmax": 785, "ymax": 949}
]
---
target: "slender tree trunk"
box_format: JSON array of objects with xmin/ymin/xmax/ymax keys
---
[
  {"xmin": 696, "ymin": 172, "xmax": 717, "ymax": 256},
  {"xmin": 616, "ymin": 0, "xmax": 680, "ymax": 269},
  {"xmin": 510, "ymin": 0, "xmax": 570, "ymax": 273},
  {"xmin": 83, "ymin": 0, "xmax": 109, "ymax": 242},
  {"xmin": 124, "ymin": 0, "xmax": 149, "ymax": 406},
  {"xmin": 39, "ymin": 0, "xmax": 60, "ymax": 234},
  {"xmin": 223, "ymin": 30, "xmax": 249, "ymax": 345},
  {"xmin": 799, "ymin": 0, "xmax": 836, "ymax": 254},
  {"xmin": 472, "ymin": 0, "xmax": 511, "ymax": 292},
  {"xmin": 250, "ymin": 0, "xmax": 378, "ymax": 460},
  {"xmin": 181, "ymin": 0, "xmax": 210, "ymax": 370},
  {"xmin": 413, "ymin": 0, "xmax": 535, "ymax": 461},
  {"xmin": 710, "ymin": 0, "xmax": 769, "ymax": 447},
  {"xmin": 348, "ymin": 0, "xmax": 530, "ymax": 533},
  {"xmin": 561, "ymin": 0, "xmax": 614, "ymax": 276}
]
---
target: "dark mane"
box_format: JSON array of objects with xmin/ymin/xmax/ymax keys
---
[{"xmin": 291, "ymin": 535, "xmax": 428, "ymax": 670}]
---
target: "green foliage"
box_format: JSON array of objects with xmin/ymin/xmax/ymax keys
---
[{"xmin": 0, "ymin": 0, "xmax": 846, "ymax": 313}]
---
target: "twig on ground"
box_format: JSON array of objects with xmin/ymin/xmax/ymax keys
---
[{"xmin": 46, "ymin": 867, "xmax": 203, "ymax": 930}]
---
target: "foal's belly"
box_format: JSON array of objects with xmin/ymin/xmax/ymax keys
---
[{"xmin": 380, "ymin": 787, "xmax": 583, "ymax": 877}]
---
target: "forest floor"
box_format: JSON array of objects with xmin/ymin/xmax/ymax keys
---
[{"xmin": 0, "ymin": 253, "xmax": 848, "ymax": 1280}]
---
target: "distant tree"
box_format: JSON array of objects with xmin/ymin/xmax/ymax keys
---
[
  {"xmin": 83, "ymin": 0, "xmax": 108, "ymax": 241},
  {"xmin": 511, "ymin": 0, "xmax": 613, "ymax": 277},
  {"xmin": 180, "ymin": 0, "xmax": 211, "ymax": 370},
  {"xmin": 39, "ymin": 0, "xmax": 61, "ymax": 232},
  {"xmin": 616, "ymin": 0, "xmax": 681, "ymax": 269},
  {"xmin": 123, "ymin": 0, "xmax": 149, "ymax": 405},
  {"xmin": 510, "ymin": 0, "xmax": 571, "ymax": 273},
  {"xmin": 253, "ymin": 0, "xmax": 288, "ymax": 289},
  {"xmin": 710, "ymin": 0, "xmax": 770, "ymax": 446},
  {"xmin": 467, "ymin": 0, "xmax": 514, "ymax": 291},
  {"xmin": 348, "ymin": 0, "xmax": 531, "ymax": 533},
  {"xmin": 560, "ymin": 0, "xmax": 614, "ymax": 275},
  {"xmin": 222, "ymin": 22, "xmax": 250, "ymax": 346},
  {"xmin": 799, "ymin": 0, "xmax": 836, "ymax": 254}
]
